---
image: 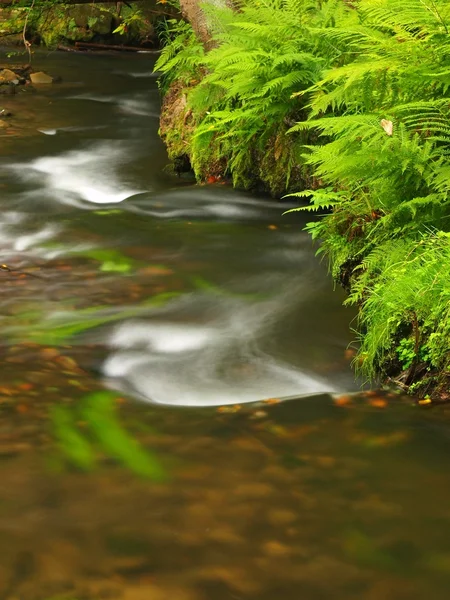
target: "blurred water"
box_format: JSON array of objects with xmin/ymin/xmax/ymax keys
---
[
  {"xmin": 0, "ymin": 48, "xmax": 449, "ymax": 600},
  {"xmin": 0, "ymin": 49, "xmax": 358, "ymax": 406}
]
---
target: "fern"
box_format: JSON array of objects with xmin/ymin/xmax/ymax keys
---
[
  {"xmin": 287, "ymin": 0, "xmax": 450, "ymax": 389},
  {"xmin": 157, "ymin": 0, "xmax": 450, "ymax": 392}
]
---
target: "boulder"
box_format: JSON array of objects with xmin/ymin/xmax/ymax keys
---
[
  {"xmin": 66, "ymin": 5, "xmax": 113, "ymax": 37},
  {"xmin": 0, "ymin": 68, "xmax": 19, "ymax": 84},
  {"xmin": 30, "ymin": 72, "xmax": 53, "ymax": 85}
]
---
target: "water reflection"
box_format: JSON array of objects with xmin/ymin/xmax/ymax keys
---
[{"xmin": 52, "ymin": 391, "xmax": 165, "ymax": 479}]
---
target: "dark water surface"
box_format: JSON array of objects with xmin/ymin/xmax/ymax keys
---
[{"xmin": 0, "ymin": 49, "xmax": 450, "ymax": 599}]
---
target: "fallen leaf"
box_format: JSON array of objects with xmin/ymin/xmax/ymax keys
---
[
  {"xmin": 140, "ymin": 265, "xmax": 174, "ymax": 276},
  {"xmin": 18, "ymin": 383, "xmax": 33, "ymax": 391},
  {"xmin": 217, "ymin": 405, "xmax": 242, "ymax": 413},
  {"xmin": 418, "ymin": 398, "xmax": 432, "ymax": 405},
  {"xmin": 368, "ymin": 398, "xmax": 388, "ymax": 408},
  {"xmin": 263, "ymin": 398, "xmax": 280, "ymax": 404},
  {"xmin": 380, "ymin": 119, "xmax": 393, "ymax": 136},
  {"xmin": 333, "ymin": 394, "xmax": 352, "ymax": 406}
]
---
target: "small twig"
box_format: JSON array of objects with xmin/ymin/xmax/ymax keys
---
[{"xmin": 22, "ymin": 0, "xmax": 36, "ymax": 64}]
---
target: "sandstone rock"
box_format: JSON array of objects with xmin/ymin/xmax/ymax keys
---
[
  {"xmin": 30, "ymin": 72, "xmax": 53, "ymax": 85},
  {"xmin": 0, "ymin": 69, "xmax": 19, "ymax": 84}
]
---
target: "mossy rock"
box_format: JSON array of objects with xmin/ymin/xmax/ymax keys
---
[
  {"xmin": 67, "ymin": 5, "xmax": 113, "ymax": 36},
  {"xmin": 37, "ymin": 4, "xmax": 114, "ymax": 47}
]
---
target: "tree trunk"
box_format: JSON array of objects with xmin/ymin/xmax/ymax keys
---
[{"xmin": 179, "ymin": 0, "xmax": 231, "ymax": 49}]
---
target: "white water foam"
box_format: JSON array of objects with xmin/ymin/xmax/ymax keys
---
[
  {"xmin": 10, "ymin": 142, "xmax": 142, "ymax": 206},
  {"xmin": 71, "ymin": 93, "xmax": 159, "ymax": 117},
  {"xmin": 127, "ymin": 188, "xmax": 298, "ymax": 221},
  {"xmin": 103, "ymin": 294, "xmax": 336, "ymax": 406},
  {"xmin": 0, "ymin": 212, "xmax": 60, "ymax": 259}
]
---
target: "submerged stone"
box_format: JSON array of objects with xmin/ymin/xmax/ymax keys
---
[
  {"xmin": 0, "ymin": 68, "xmax": 19, "ymax": 84},
  {"xmin": 30, "ymin": 72, "xmax": 53, "ymax": 85}
]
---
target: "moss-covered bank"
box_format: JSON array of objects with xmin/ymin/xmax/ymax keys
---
[
  {"xmin": 159, "ymin": 80, "xmax": 312, "ymax": 195},
  {"xmin": 156, "ymin": 14, "xmax": 316, "ymax": 196}
]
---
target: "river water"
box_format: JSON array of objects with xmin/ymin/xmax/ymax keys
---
[{"xmin": 0, "ymin": 49, "xmax": 450, "ymax": 599}]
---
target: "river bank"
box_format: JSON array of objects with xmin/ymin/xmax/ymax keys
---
[{"xmin": 155, "ymin": 1, "xmax": 450, "ymax": 404}]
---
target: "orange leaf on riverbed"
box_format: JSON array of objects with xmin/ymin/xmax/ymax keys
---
[
  {"xmin": 333, "ymin": 395, "xmax": 352, "ymax": 406},
  {"xmin": 368, "ymin": 398, "xmax": 388, "ymax": 408},
  {"xmin": 217, "ymin": 405, "xmax": 242, "ymax": 413},
  {"xmin": 263, "ymin": 398, "xmax": 280, "ymax": 404},
  {"xmin": 18, "ymin": 383, "xmax": 33, "ymax": 391}
]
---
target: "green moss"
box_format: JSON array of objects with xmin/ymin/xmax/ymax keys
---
[{"xmin": 0, "ymin": 2, "xmax": 158, "ymax": 48}]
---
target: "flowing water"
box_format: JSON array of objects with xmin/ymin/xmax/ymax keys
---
[{"xmin": 0, "ymin": 49, "xmax": 450, "ymax": 600}]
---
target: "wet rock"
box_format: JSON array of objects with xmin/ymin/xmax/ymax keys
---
[
  {"xmin": 70, "ymin": 5, "xmax": 113, "ymax": 35},
  {"xmin": 30, "ymin": 72, "xmax": 53, "ymax": 85},
  {"xmin": 0, "ymin": 68, "xmax": 19, "ymax": 84},
  {"xmin": 0, "ymin": 83, "xmax": 15, "ymax": 96}
]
